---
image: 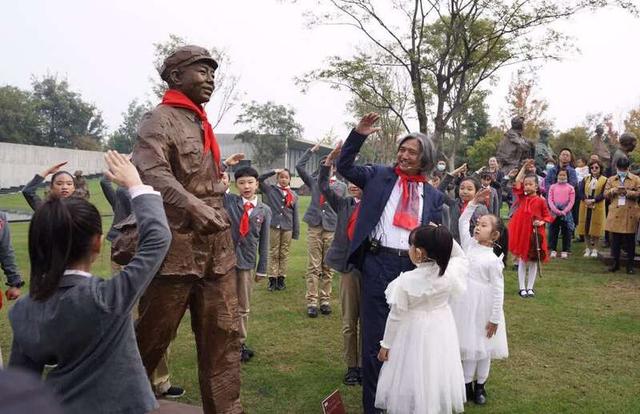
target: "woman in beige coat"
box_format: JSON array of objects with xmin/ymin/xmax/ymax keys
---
[{"xmin": 604, "ymin": 156, "xmax": 640, "ymax": 273}]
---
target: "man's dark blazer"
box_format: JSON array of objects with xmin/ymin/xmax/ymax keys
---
[{"xmin": 336, "ymin": 130, "xmax": 444, "ymax": 265}]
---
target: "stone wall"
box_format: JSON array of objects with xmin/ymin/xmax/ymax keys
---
[{"xmin": 0, "ymin": 142, "xmax": 105, "ymax": 190}]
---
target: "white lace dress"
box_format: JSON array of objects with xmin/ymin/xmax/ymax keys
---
[
  {"xmin": 375, "ymin": 242, "xmax": 468, "ymax": 414},
  {"xmin": 450, "ymin": 203, "xmax": 509, "ymax": 361}
]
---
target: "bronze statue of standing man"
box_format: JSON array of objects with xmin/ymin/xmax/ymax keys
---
[
  {"xmin": 496, "ymin": 116, "xmax": 535, "ymax": 175},
  {"xmin": 133, "ymin": 45, "xmax": 243, "ymax": 414},
  {"xmin": 591, "ymin": 124, "xmax": 612, "ymax": 169}
]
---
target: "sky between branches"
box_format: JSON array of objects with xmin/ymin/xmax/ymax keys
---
[{"xmin": 1, "ymin": 0, "xmax": 639, "ymax": 141}]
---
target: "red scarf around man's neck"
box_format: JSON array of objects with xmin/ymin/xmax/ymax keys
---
[
  {"xmin": 393, "ymin": 166, "xmax": 427, "ymax": 230},
  {"xmin": 161, "ymin": 89, "xmax": 221, "ymax": 169}
]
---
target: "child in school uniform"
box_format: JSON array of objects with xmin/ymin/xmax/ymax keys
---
[
  {"xmin": 375, "ymin": 225, "xmax": 468, "ymax": 414},
  {"xmin": 259, "ymin": 168, "xmax": 300, "ymax": 291},
  {"xmin": 319, "ymin": 144, "xmax": 363, "ymax": 385},
  {"xmin": 8, "ymin": 151, "xmax": 172, "ymax": 414},
  {"xmin": 22, "ymin": 162, "xmax": 76, "ymax": 210},
  {"xmin": 451, "ymin": 188, "xmax": 509, "ymax": 406},
  {"xmin": 479, "ymin": 171, "xmax": 501, "ymax": 217},
  {"xmin": 0, "ymin": 211, "xmax": 24, "ymax": 367},
  {"xmin": 224, "ymin": 166, "xmax": 272, "ymax": 362},
  {"xmin": 296, "ymin": 144, "xmax": 347, "ymax": 317},
  {"xmin": 509, "ymin": 160, "xmax": 553, "ymax": 298},
  {"xmin": 439, "ymin": 163, "xmax": 489, "ymax": 243}
]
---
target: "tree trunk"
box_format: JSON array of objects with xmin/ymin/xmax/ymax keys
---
[{"xmin": 410, "ymin": 60, "xmax": 428, "ymax": 134}]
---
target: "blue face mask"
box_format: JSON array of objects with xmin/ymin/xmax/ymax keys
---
[
  {"xmin": 546, "ymin": 163, "xmax": 555, "ymax": 171},
  {"xmin": 618, "ymin": 171, "xmax": 628, "ymax": 179},
  {"xmin": 437, "ymin": 164, "xmax": 446, "ymax": 171}
]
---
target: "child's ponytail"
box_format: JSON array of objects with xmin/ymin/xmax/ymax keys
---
[
  {"xmin": 409, "ymin": 225, "xmax": 453, "ymax": 276},
  {"xmin": 29, "ymin": 197, "xmax": 102, "ymax": 301},
  {"xmin": 491, "ymin": 216, "xmax": 509, "ymax": 266}
]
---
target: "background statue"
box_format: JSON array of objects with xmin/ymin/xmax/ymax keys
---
[
  {"xmin": 535, "ymin": 129, "xmax": 556, "ymax": 176},
  {"xmin": 496, "ymin": 116, "xmax": 535, "ymax": 174},
  {"xmin": 591, "ymin": 124, "xmax": 612, "ymax": 169}
]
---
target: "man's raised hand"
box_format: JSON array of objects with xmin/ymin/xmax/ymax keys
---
[{"xmin": 356, "ymin": 112, "xmax": 382, "ymax": 136}]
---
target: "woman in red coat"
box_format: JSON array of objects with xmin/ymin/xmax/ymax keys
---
[{"xmin": 508, "ymin": 159, "xmax": 553, "ymax": 298}]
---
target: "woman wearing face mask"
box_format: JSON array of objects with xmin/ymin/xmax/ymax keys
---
[
  {"xmin": 22, "ymin": 162, "xmax": 76, "ymax": 210},
  {"xmin": 604, "ymin": 157, "xmax": 640, "ymax": 274},
  {"xmin": 577, "ymin": 160, "xmax": 607, "ymax": 257}
]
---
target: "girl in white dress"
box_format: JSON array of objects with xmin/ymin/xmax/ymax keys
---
[
  {"xmin": 375, "ymin": 224, "xmax": 468, "ymax": 414},
  {"xmin": 451, "ymin": 188, "xmax": 509, "ymax": 406}
]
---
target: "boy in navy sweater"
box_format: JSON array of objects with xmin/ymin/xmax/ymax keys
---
[{"xmin": 224, "ymin": 166, "xmax": 272, "ymax": 362}]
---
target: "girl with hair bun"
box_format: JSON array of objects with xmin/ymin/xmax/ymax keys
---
[
  {"xmin": 375, "ymin": 224, "xmax": 468, "ymax": 414},
  {"xmin": 21, "ymin": 162, "xmax": 76, "ymax": 210}
]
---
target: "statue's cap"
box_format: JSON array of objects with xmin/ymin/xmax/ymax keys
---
[{"xmin": 159, "ymin": 45, "xmax": 218, "ymax": 81}]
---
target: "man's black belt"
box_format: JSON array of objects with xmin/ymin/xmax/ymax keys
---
[{"xmin": 378, "ymin": 246, "xmax": 410, "ymax": 257}]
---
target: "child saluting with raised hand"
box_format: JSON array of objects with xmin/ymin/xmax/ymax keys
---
[
  {"xmin": 451, "ymin": 187, "xmax": 509, "ymax": 406},
  {"xmin": 508, "ymin": 159, "xmax": 552, "ymax": 298}
]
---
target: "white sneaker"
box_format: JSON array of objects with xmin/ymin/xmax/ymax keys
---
[
  {"xmin": 583, "ymin": 248, "xmax": 591, "ymax": 257},
  {"xmin": 591, "ymin": 249, "xmax": 599, "ymax": 257},
  {"xmin": 561, "ymin": 251, "xmax": 568, "ymax": 259},
  {"xmin": 550, "ymin": 251, "xmax": 557, "ymax": 258}
]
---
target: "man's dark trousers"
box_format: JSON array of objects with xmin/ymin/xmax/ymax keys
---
[{"xmin": 361, "ymin": 250, "xmax": 414, "ymax": 413}]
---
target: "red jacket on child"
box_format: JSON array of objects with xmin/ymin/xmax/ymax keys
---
[{"xmin": 509, "ymin": 185, "xmax": 553, "ymax": 262}]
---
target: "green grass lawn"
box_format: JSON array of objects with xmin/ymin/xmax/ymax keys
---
[{"xmin": 1, "ymin": 190, "xmax": 639, "ymax": 413}]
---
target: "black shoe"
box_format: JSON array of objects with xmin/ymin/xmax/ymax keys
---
[
  {"xmin": 307, "ymin": 306, "xmax": 318, "ymax": 318},
  {"xmin": 267, "ymin": 277, "xmax": 277, "ymax": 291},
  {"xmin": 465, "ymin": 382, "xmax": 474, "ymax": 402},
  {"xmin": 244, "ymin": 344, "xmax": 255, "ymax": 358},
  {"xmin": 240, "ymin": 343, "xmax": 254, "ymax": 363},
  {"xmin": 276, "ymin": 276, "xmax": 286, "ymax": 290},
  {"xmin": 518, "ymin": 289, "xmax": 528, "ymax": 298},
  {"xmin": 474, "ymin": 382, "xmax": 487, "ymax": 405},
  {"xmin": 161, "ymin": 386, "xmax": 186, "ymax": 399},
  {"xmin": 609, "ymin": 263, "xmax": 620, "ymax": 273},
  {"xmin": 320, "ymin": 304, "xmax": 332, "ymax": 315},
  {"xmin": 343, "ymin": 367, "xmax": 360, "ymax": 386}
]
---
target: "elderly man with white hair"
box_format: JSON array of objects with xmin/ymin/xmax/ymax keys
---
[{"xmin": 337, "ymin": 113, "xmax": 446, "ymax": 413}]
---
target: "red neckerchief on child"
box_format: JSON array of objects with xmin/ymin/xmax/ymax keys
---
[
  {"xmin": 347, "ymin": 199, "xmax": 361, "ymax": 241},
  {"xmin": 393, "ymin": 167, "xmax": 427, "ymax": 230},
  {"xmin": 460, "ymin": 200, "xmax": 469, "ymax": 214},
  {"xmin": 239, "ymin": 202, "xmax": 253, "ymax": 237},
  {"xmin": 319, "ymin": 177, "xmax": 336, "ymax": 206},
  {"xmin": 279, "ymin": 186, "xmax": 294, "ymax": 208},
  {"xmin": 161, "ymin": 89, "xmax": 221, "ymax": 169}
]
